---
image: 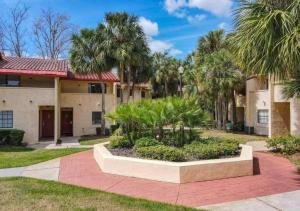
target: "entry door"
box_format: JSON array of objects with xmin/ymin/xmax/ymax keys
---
[
  {"xmin": 61, "ymin": 110, "xmax": 73, "ymax": 136},
  {"xmin": 42, "ymin": 110, "xmax": 54, "ymax": 137}
]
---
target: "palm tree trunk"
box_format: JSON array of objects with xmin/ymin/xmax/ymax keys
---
[
  {"xmin": 217, "ymin": 94, "xmax": 222, "ymax": 130},
  {"xmin": 100, "ymin": 80, "xmax": 106, "ymax": 136},
  {"xmin": 132, "ymin": 81, "xmax": 135, "ymax": 101},
  {"xmin": 231, "ymin": 89, "xmax": 237, "ymax": 128},
  {"xmin": 222, "ymin": 97, "xmax": 228, "ymax": 130},
  {"xmin": 119, "ymin": 65, "xmax": 124, "ymax": 103},
  {"xmin": 164, "ymin": 80, "xmax": 168, "ymax": 98},
  {"xmin": 127, "ymin": 65, "xmax": 131, "ymax": 103}
]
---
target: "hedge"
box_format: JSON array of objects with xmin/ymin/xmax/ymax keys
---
[
  {"xmin": 135, "ymin": 145, "xmax": 186, "ymax": 162},
  {"xmin": 0, "ymin": 129, "xmax": 25, "ymax": 146},
  {"xmin": 267, "ymin": 135, "xmax": 300, "ymax": 154}
]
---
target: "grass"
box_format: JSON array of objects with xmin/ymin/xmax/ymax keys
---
[
  {"xmin": 286, "ymin": 153, "xmax": 300, "ymax": 174},
  {"xmin": 0, "ymin": 177, "xmax": 199, "ymax": 211},
  {"xmin": 0, "ymin": 146, "xmax": 87, "ymax": 169},
  {"xmin": 79, "ymin": 136, "xmax": 111, "ymax": 145},
  {"xmin": 201, "ymin": 129, "xmax": 268, "ymax": 144}
]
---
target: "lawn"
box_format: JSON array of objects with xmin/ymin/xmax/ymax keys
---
[
  {"xmin": 0, "ymin": 146, "xmax": 87, "ymax": 169},
  {"xmin": 0, "ymin": 177, "xmax": 198, "ymax": 211},
  {"xmin": 287, "ymin": 153, "xmax": 300, "ymax": 174},
  {"xmin": 79, "ymin": 136, "xmax": 111, "ymax": 145},
  {"xmin": 201, "ymin": 129, "xmax": 267, "ymax": 144}
]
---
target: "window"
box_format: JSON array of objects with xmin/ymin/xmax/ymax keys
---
[
  {"xmin": 92, "ymin": 112, "xmax": 102, "ymax": 125},
  {"xmin": 0, "ymin": 75, "xmax": 20, "ymax": 87},
  {"xmin": 117, "ymin": 87, "xmax": 121, "ymax": 98},
  {"xmin": 88, "ymin": 83, "xmax": 107, "ymax": 93},
  {"xmin": 141, "ymin": 90, "xmax": 146, "ymax": 98},
  {"xmin": 0, "ymin": 111, "xmax": 13, "ymax": 128},
  {"xmin": 257, "ymin": 110, "xmax": 268, "ymax": 124}
]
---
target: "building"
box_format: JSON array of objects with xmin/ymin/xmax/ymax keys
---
[
  {"xmin": 0, "ymin": 56, "xmax": 151, "ymax": 144},
  {"xmin": 244, "ymin": 76, "xmax": 300, "ymax": 137}
]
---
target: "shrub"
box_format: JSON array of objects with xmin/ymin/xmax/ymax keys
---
[
  {"xmin": 0, "ymin": 129, "xmax": 25, "ymax": 146},
  {"xmin": 134, "ymin": 137, "xmax": 161, "ymax": 149},
  {"xmin": 267, "ymin": 135, "xmax": 300, "ymax": 154},
  {"xmin": 184, "ymin": 140, "xmax": 240, "ymax": 160},
  {"xmin": 135, "ymin": 145, "xmax": 186, "ymax": 162},
  {"xmin": 109, "ymin": 136, "xmax": 132, "ymax": 149}
]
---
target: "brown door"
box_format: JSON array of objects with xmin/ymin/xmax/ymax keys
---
[
  {"xmin": 61, "ymin": 110, "xmax": 73, "ymax": 136},
  {"xmin": 42, "ymin": 110, "xmax": 54, "ymax": 137}
]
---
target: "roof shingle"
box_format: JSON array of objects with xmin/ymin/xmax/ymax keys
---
[{"xmin": 0, "ymin": 56, "xmax": 119, "ymax": 82}]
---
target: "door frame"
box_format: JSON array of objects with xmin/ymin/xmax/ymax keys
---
[{"xmin": 61, "ymin": 108, "xmax": 73, "ymax": 136}]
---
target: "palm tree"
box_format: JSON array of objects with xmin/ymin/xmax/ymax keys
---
[
  {"xmin": 232, "ymin": 0, "xmax": 300, "ymax": 97},
  {"xmin": 69, "ymin": 26, "xmax": 114, "ymax": 136},
  {"xmin": 103, "ymin": 12, "xmax": 150, "ymax": 103}
]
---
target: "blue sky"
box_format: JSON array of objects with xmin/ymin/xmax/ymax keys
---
[{"xmin": 0, "ymin": 0, "xmax": 236, "ymax": 59}]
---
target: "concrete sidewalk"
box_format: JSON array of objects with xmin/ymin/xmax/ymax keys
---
[
  {"xmin": 0, "ymin": 158, "xmax": 61, "ymax": 181},
  {"xmin": 200, "ymin": 190, "xmax": 300, "ymax": 211}
]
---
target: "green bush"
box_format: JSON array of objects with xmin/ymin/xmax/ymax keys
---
[
  {"xmin": 134, "ymin": 137, "xmax": 161, "ymax": 149},
  {"xmin": 267, "ymin": 135, "xmax": 300, "ymax": 154},
  {"xmin": 184, "ymin": 140, "xmax": 240, "ymax": 160},
  {"xmin": 135, "ymin": 145, "xmax": 186, "ymax": 162},
  {"xmin": 109, "ymin": 137, "xmax": 132, "ymax": 149},
  {"xmin": 0, "ymin": 129, "xmax": 25, "ymax": 146}
]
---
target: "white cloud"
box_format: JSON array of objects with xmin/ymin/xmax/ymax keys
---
[
  {"xmin": 138, "ymin": 15, "xmax": 183, "ymax": 57},
  {"xmin": 138, "ymin": 17, "xmax": 159, "ymax": 37},
  {"xmin": 164, "ymin": 0, "xmax": 233, "ymax": 18},
  {"xmin": 187, "ymin": 14, "xmax": 206, "ymax": 24},
  {"xmin": 169, "ymin": 48, "xmax": 183, "ymax": 56},
  {"xmin": 188, "ymin": 0, "xmax": 233, "ymax": 16},
  {"xmin": 148, "ymin": 38, "xmax": 182, "ymax": 56},
  {"xmin": 165, "ymin": 0, "xmax": 186, "ymax": 13},
  {"xmin": 218, "ymin": 22, "xmax": 227, "ymax": 29}
]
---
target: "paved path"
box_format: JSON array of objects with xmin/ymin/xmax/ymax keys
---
[
  {"xmin": 201, "ymin": 190, "xmax": 300, "ymax": 211},
  {"xmin": 246, "ymin": 141, "xmax": 269, "ymax": 151},
  {"xmin": 59, "ymin": 150, "xmax": 300, "ymax": 207},
  {"xmin": 0, "ymin": 158, "xmax": 60, "ymax": 181}
]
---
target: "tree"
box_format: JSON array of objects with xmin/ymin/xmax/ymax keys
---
[
  {"xmin": 69, "ymin": 26, "xmax": 114, "ymax": 136},
  {"xmin": 103, "ymin": 12, "xmax": 150, "ymax": 103},
  {"xmin": 33, "ymin": 8, "xmax": 74, "ymax": 59},
  {"xmin": 232, "ymin": 0, "xmax": 300, "ymax": 97},
  {"xmin": 152, "ymin": 52, "xmax": 180, "ymax": 98},
  {"xmin": 0, "ymin": 3, "xmax": 29, "ymax": 57}
]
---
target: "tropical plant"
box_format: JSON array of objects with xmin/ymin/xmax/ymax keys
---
[
  {"xmin": 232, "ymin": 0, "xmax": 300, "ymax": 98},
  {"xmin": 69, "ymin": 27, "xmax": 114, "ymax": 135},
  {"xmin": 106, "ymin": 97, "xmax": 208, "ymax": 146}
]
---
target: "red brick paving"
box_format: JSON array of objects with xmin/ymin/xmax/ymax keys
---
[{"xmin": 59, "ymin": 150, "xmax": 300, "ymax": 207}]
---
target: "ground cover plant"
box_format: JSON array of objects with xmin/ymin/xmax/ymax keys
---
[
  {"xmin": 107, "ymin": 97, "xmax": 241, "ymax": 162},
  {"xmin": 267, "ymin": 135, "xmax": 300, "ymax": 174}
]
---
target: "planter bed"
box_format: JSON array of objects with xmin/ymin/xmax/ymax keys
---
[{"xmin": 94, "ymin": 142, "xmax": 253, "ymax": 183}]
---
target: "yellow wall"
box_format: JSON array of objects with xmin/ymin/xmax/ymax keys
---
[
  {"xmin": 0, "ymin": 77, "xmax": 151, "ymax": 144},
  {"xmin": 0, "ymin": 87, "xmax": 55, "ymax": 144}
]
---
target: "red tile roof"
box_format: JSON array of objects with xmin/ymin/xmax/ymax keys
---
[{"xmin": 0, "ymin": 56, "xmax": 120, "ymax": 82}]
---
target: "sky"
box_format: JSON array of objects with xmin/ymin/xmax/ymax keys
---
[{"xmin": 0, "ymin": 0, "xmax": 237, "ymax": 59}]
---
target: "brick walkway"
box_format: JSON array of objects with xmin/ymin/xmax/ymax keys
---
[{"xmin": 59, "ymin": 150, "xmax": 300, "ymax": 207}]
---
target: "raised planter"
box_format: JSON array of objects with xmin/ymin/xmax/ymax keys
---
[{"xmin": 94, "ymin": 143, "xmax": 253, "ymax": 184}]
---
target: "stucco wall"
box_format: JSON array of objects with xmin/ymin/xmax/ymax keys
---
[
  {"xmin": 0, "ymin": 87, "xmax": 55, "ymax": 144},
  {"xmin": 290, "ymin": 98, "xmax": 300, "ymax": 136},
  {"xmin": 60, "ymin": 93, "xmax": 116, "ymax": 136}
]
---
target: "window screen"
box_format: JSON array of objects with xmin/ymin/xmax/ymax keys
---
[
  {"xmin": 257, "ymin": 110, "xmax": 268, "ymax": 124},
  {"xmin": 92, "ymin": 112, "xmax": 102, "ymax": 125},
  {"xmin": 0, "ymin": 111, "xmax": 13, "ymax": 128},
  {"xmin": 88, "ymin": 83, "xmax": 107, "ymax": 93}
]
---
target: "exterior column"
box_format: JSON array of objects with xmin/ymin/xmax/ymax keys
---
[
  {"xmin": 54, "ymin": 77, "xmax": 61, "ymax": 142},
  {"xmin": 268, "ymin": 75, "xmax": 272, "ymax": 138},
  {"xmin": 290, "ymin": 98, "xmax": 300, "ymax": 136}
]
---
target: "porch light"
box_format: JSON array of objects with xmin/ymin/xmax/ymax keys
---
[{"xmin": 2, "ymin": 100, "xmax": 5, "ymax": 103}]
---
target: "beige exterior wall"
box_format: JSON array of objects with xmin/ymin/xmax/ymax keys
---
[
  {"xmin": 246, "ymin": 76, "xmax": 300, "ymax": 137},
  {"xmin": 0, "ymin": 87, "xmax": 55, "ymax": 144},
  {"xmin": 0, "ymin": 75, "xmax": 151, "ymax": 144},
  {"xmin": 245, "ymin": 78, "xmax": 269, "ymax": 135}
]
